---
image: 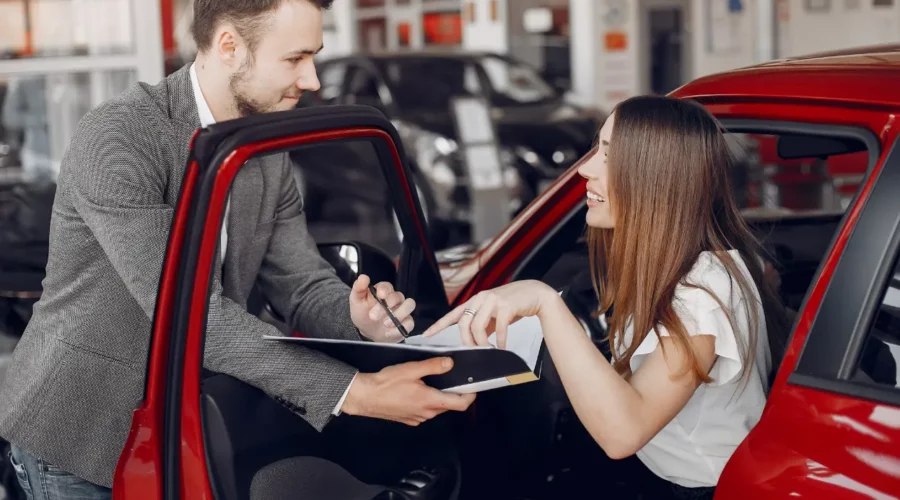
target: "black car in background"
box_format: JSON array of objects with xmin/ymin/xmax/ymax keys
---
[{"xmin": 296, "ymin": 51, "xmax": 605, "ymax": 248}]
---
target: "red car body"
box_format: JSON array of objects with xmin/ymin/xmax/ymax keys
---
[{"xmin": 113, "ymin": 45, "xmax": 900, "ymax": 498}]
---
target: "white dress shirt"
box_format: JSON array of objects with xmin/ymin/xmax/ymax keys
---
[
  {"xmin": 190, "ymin": 63, "xmax": 352, "ymax": 416},
  {"xmin": 615, "ymin": 250, "xmax": 771, "ymax": 488}
]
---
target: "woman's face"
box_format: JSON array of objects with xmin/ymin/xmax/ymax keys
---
[{"xmin": 578, "ymin": 113, "xmax": 614, "ymax": 229}]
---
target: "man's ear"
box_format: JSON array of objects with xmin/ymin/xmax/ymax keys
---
[{"xmin": 214, "ymin": 26, "xmax": 241, "ymax": 67}]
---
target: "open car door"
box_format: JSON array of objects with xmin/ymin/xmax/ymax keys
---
[{"xmin": 111, "ymin": 105, "xmax": 449, "ymax": 499}]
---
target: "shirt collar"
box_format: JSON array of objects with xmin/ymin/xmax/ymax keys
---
[{"xmin": 190, "ymin": 62, "xmax": 217, "ymax": 128}]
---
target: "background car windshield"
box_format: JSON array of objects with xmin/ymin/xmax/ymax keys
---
[
  {"xmin": 376, "ymin": 56, "xmax": 559, "ymax": 110},
  {"xmin": 376, "ymin": 58, "xmax": 483, "ymax": 110},
  {"xmin": 478, "ymin": 55, "xmax": 558, "ymax": 106}
]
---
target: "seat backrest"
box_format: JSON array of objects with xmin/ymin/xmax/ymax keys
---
[{"xmin": 200, "ymin": 373, "xmax": 328, "ymax": 500}]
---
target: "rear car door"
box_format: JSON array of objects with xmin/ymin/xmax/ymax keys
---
[
  {"xmin": 716, "ymin": 125, "xmax": 900, "ymax": 497},
  {"xmin": 111, "ymin": 105, "xmax": 447, "ymax": 499}
]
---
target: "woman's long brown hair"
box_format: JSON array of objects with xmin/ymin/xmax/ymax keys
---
[{"xmin": 590, "ymin": 96, "xmax": 788, "ymax": 384}]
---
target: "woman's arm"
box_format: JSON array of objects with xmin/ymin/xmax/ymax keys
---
[
  {"xmin": 537, "ymin": 290, "xmax": 716, "ymax": 459},
  {"xmin": 424, "ymin": 280, "xmax": 717, "ymax": 459}
]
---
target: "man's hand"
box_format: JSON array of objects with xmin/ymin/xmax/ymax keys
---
[
  {"xmin": 341, "ymin": 357, "xmax": 476, "ymax": 426},
  {"xmin": 350, "ymin": 274, "xmax": 415, "ymax": 342}
]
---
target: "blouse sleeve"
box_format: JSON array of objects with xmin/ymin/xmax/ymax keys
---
[{"xmin": 631, "ymin": 268, "xmax": 748, "ymax": 387}]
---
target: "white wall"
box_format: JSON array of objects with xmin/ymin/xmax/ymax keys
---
[
  {"xmin": 585, "ymin": 0, "xmax": 760, "ymax": 111},
  {"xmin": 781, "ymin": 0, "xmax": 900, "ymax": 57},
  {"xmin": 569, "ymin": 0, "xmax": 602, "ymax": 107},
  {"xmin": 689, "ymin": 0, "xmax": 757, "ymax": 79},
  {"xmin": 321, "ymin": 0, "xmax": 356, "ymax": 59},
  {"xmin": 463, "ymin": 0, "xmax": 509, "ymax": 53}
]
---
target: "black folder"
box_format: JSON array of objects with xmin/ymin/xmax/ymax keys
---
[{"xmin": 265, "ymin": 316, "xmax": 545, "ymax": 393}]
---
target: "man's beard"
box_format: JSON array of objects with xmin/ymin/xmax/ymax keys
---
[{"xmin": 229, "ymin": 66, "xmax": 274, "ymax": 117}]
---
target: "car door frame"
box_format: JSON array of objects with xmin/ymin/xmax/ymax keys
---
[
  {"xmin": 112, "ymin": 105, "xmax": 448, "ymax": 500},
  {"xmin": 705, "ymin": 103, "xmax": 900, "ymax": 497}
]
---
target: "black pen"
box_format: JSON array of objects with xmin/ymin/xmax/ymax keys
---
[{"xmin": 369, "ymin": 284, "xmax": 410, "ymax": 338}]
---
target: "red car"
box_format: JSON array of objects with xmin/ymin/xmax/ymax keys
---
[{"xmin": 113, "ymin": 44, "xmax": 900, "ymax": 499}]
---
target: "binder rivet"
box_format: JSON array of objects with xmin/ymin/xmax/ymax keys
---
[{"xmin": 468, "ymin": 377, "xmax": 474, "ymax": 383}]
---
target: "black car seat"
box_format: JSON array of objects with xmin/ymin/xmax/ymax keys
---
[
  {"xmin": 0, "ymin": 182, "xmax": 54, "ymax": 337},
  {"xmin": 201, "ymin": 373, "xmax": 459, "ymax": 500}
]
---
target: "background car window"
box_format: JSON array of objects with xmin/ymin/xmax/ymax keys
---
[
  {"xmin": 375, "ymin": 58, "xmax": 482, "ymax": 110},
  {"xmin": 345, "ymin": 67, "xmax": 386, "ymax": 109},
  {"xmin": 317, "ymin": 62, "xmax": 347, "ymax": 104},
  {"xmin": 478, "ymin": 55, "xmax": 558, "ymax": 106},
  {"xmin": 853, "ymin": 264, "xmax": 900, "ymax": 389}
]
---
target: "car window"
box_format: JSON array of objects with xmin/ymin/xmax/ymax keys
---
[
  {"xmin": 726, "ymin": 132, "xmax": 867, "ymax": 215},
  {"xmin": 318, "ymin": 62, "xmax": 347, "ymax": 104},
  {"xmin": 345, "ymin": 66, "xmax": 384, "ymax": 106},
  {"xmin": 0, "ymin": 77, "xmax": 60, "ymax": 350},
  {"xmin": 852, "ymin": 265, "xmax": 900, "ymax": 389},
  {"xmin": 289, "ymin": 140, "xmax": 401, "ymax": 259},
  {"xmin": 511, "ymin": 127, "xmax": 873, "ymax": 345},
  {"xmin": 478, "ymin": 55, "xmax": 558, "ymax": 106}
]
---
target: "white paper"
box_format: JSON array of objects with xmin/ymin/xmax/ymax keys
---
[
  {"xmin": 262, "ymin": 314, "xmax": 545, "ymax": 371},
  {"xmin": 405, "ymin": 314, "xmax": 544, "ymax": 371}
]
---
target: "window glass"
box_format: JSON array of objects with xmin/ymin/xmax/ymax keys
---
[
  {"xmin": 318, "ymin": 62, "xmax": 347, "ymax": 103},
  {"xmin": 375, "ymin": 58, "xmax": 481, "ymax": 110},
  {"xmin": 0, "ymin": 69, "xmax": 135, "ymax": 347},
  {"xmin": 289, "ymin": 140, "xmax": 402, "ymax": 258},
  {"xmin": 853, "ymin": 265, "xmax": 900, "ymax": 389},
  {"xmin": 478, "ymin": 55, "xmax": 558, "ymax": 105},
  {"xmin": 0, "ymin": 0, "xmax": 134, "ymax": 59},
  {"xmin": 726, "ymin": 133, "xmax": 868, "ymax": 214},
  {"xmin": 0, "ymin": 70, "xmax": 135, "ymax": 185},
  {"xmin": 515, "ymin": 129, "xmax": 872, "ymax": 329},
  {"xmin": 347, "ymin": 68, "xmax": 381, "ymax": 101}
]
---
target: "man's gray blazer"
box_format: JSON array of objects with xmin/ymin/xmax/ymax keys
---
[{"xmin": 0, "ymin": 64, "xmax": 361, "ymax": 488}]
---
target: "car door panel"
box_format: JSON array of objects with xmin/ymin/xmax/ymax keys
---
[
  {"xmin": 717, "ymin": 125, "xmax": 900, "ymax": 498},
  {"xmin": 113, "ymin": 106, "xmax": 445, "ymax": 500}
]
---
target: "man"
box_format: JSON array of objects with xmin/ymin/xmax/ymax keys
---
[{"xmin": 0, "ymin": 0, "xmax": 475, "ymax": 497}]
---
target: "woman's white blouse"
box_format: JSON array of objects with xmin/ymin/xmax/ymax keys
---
[{"xmin": 614, "ymin": 250, "xmax": 771, "ymax": 488}]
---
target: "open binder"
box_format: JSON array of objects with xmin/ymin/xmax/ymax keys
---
[{"xmin": 264, "ymin": 315, "xmax": 545, "ymax": 394}]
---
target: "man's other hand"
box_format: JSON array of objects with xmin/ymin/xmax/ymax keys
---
[
  {"xmin": 340, "ymin": 357, "xmax": 476, "ymax": 426},
  {"xmin": 350, "ymin": 274, "xmax": 415, "ymax": 342}
]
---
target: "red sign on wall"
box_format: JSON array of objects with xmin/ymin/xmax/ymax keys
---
[{"xmin": 424, "ymin": 11, "xmax": 462, "ymax": 46}]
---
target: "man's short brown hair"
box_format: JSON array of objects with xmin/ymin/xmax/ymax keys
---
[{"xmin": 191, "ymin": 0, "xmax": 334, "ymax": 54}]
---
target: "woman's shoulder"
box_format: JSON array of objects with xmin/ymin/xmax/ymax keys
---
[{"xmin": 677, "ymin": 250, "xmax": 754, "ymax": 309}]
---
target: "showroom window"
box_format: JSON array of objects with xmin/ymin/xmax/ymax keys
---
[
  {"xmin": 0, "ymin": 0, "xmax": 163, "ymax": 186},
  {"xmin": 0, "ymin": 0, "xmax": 163, "ymax": 382}
]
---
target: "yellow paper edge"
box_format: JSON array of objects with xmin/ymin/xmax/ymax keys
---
[{"xmin": 506, "ymin": 372, "xmax": 538, "ymax": 385}]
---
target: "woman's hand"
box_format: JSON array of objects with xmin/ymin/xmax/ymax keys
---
[{"xmin": 422, "ymin": 280, "xmax": 557, "ymax": 349}]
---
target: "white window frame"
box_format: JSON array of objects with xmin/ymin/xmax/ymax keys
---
[{"xmin": 0, "ymin": 0, "xmax": 163, "ymax": 86}]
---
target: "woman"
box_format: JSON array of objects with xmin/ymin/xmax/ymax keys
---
[{"xmin": 424, "ymin": 96, "xmax": 787, "ymax": 498}]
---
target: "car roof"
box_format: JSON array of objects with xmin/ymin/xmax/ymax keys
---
[{"xmin": 673, "ymin": 44, "xmax": 900, "ymax": 108}]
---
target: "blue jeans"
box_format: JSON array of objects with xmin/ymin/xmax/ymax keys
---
[{"xmin": 7, "ymin": 445, "xmax": 111, "ymax": 500}]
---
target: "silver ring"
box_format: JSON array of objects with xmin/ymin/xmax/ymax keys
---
[{"xmin": 463, "ymin": 308, "xmax": 477, "ymax": 317}]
